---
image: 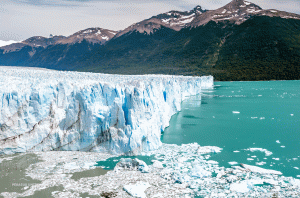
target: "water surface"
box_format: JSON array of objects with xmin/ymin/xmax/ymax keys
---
[{"xmin": 162, "ymin": 80, "xmax": 300, "ymax": 178}]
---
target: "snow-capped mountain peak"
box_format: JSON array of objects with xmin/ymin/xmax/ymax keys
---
[
  {"xmin": 22, "ymin": 35, "xmax": 66, "ymax": 47},
  {"xmin": 0, "ymin": 35, "xmax": 66, "ymax": 53},
  {"xmin": 156, "ymin": 5, "xmax": 204, "ymax": 27},
  {"xmin": 56, "ymin": 28, "xmax": 118, "ymax": 45},
  {"xmin": 0, "ymin": 27, "xmax": 117, "ymax": 53},
  {"xmin": 114, "ymin": 0, "xmax": 299, "ymax": 38},
  {"xmin": 190, "ymin": 0, "xmax": 300, "ymax": 27},
  {"xmin": 115, "ymin": 5, "xmax": 206, "ymax": 38}
]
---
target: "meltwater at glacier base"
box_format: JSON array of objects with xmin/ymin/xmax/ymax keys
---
[{"xmin": 0, "ymin": 67, "xmax": 213, "ymax": 155}]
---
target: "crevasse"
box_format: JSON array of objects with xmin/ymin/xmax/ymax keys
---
[{"xmin": 0, "ymin": 67, "xmax": 213, "ymax": 154}]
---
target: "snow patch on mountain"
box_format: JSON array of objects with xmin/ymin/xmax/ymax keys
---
[{"xmin": 55, "ymin": 27, "xmax": 117, "ymax": 45}]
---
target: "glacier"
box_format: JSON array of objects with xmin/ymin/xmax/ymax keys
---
[{"xmin": 0, "ymin": 67, "xmax": 213, "ymax": 155}]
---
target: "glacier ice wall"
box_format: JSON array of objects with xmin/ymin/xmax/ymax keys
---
[{"xmin": 0, "ymin": 67, "xmax": 213, "ymax": 154}]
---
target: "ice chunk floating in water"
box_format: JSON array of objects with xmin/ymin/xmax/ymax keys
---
[
  {"xmin": 246, "ymin": 148, "xmax": 273, "ymax": 156},
  {"xmin": 241, "ymin": 163, "xmax": 282, "ymax": 175},
  {"xmin": 123, "ymin": 181, "xmax": 151, "ymax": 198},
  {"xmin": 0, "ymin": 67, "xmax": 213, "ymax": 154}
]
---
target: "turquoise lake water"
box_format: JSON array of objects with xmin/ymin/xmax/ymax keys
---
[{"xmin": 161, "ymin": 80, "xmax": 300, "ymax": 178}]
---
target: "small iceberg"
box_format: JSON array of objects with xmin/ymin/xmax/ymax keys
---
[
  {"xmin": 64, "ymin": 162, "xmax": 80, "ymax": 170},
  {"xmin": 189, "ymin": 165, "xmax": 211, "ymax": 178},
  {"xmin": 241, "ymin": 163, "xmax": 282, "ymax": 175},
  {"xmin": 152, "ymin": 160, "xmax": 164, "ymax": 169},
  {"xmin": 115, "ymin": 158, "xmax": 149, "ymax": 173},
  {"xmin": 247, "ymin": 148, "xmax": 273, "ymax": 156},
  {"xmin": 228, "ymin": 161, "xmax": 238, "ymax": 165},
  {"xmin": 255, "ymin": 162, "xmax": 266, "ymax": 166},
  {"xmin": 230, "ymin": 181, "xmax": 251, "ymax": 193}
]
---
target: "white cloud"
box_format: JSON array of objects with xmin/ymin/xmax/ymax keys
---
[
  {"xmin": 0, "ymin": 40, "xmax": 19, "ymax": 47},
  {"xmin": 251, "ymin": 0, "xmax": 300, "ymax": 14}
]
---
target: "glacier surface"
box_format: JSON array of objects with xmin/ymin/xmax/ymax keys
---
[{"xmin": 0, "ymin": 67, "xmax": 213, "ymax": 154}]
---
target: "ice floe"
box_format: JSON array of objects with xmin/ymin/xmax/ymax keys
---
[
  {"xmin": 115, "ymin": 158, "xmax": 149, "ymax": 173},
  {"xmin": 255, "ymin": 162, "xmax": 266, "ymax": 166},
  {"xmin": 228, "ymin": 161, "xmax": 238, "ymax": 165},
  {"xmin": 123, "ymin": 181, "xmax": 151, "ymax": 198},
  {"xmin": 246, "ymin": 148, "xmax": 273, "ymax": 156},
  {"xmin": 2, "ymin": 142, "xmax": 300, "ymax": 197},
  {"xmin": 240, "ymin": 163, "xmax": 282, "ymax": 175},
  {"xmin": 152, "ymin": 160, "xmax": 164, "ymax": 169},
  {"xmin": 230, "ymin": 181, "xmax": 252, "ymax": 193}
]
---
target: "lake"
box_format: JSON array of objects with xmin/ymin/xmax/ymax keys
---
[{"xmin": 162, "ymin": 80, "xmax": 300, "ymax": 178}]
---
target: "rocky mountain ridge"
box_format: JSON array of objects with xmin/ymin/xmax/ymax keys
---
[
  {"xmin": 1, "ymin": 0, "xmax": 300, "ymax": 52},
  {"xmin": 191, "ymin": 0, "xmax": 300, "ymax": 27},
  {"xmin": 0, "ymin": 28, "xmax": 117, "ymax": 54},
  {"xmin": 3, "ymin": 0, "xmax": 300, "ymax": 51},
  {"xmin": 55, "ymin": 28, "xmax": 117, "ymax": 45},
  {"xmin": 116, "ymin": 0, "xmax": 300, "ymax": 37},
  {"xmin": 114, "ymin": 5, "xmax": 205, "ymax": 38}
]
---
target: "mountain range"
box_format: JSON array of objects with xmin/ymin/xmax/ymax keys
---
[{"xmin": 1, "ymin": 0, "xmax": 300, "ymax": 81}]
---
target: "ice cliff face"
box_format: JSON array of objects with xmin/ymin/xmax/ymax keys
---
[{"xmin": 0, "ymin": 67, "xmax": 213, "ymax": 155}]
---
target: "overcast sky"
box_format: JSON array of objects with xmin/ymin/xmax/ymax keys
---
[{"xmin": 1, "ymin": 0, "xmax": 299, "ymax": 41}]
